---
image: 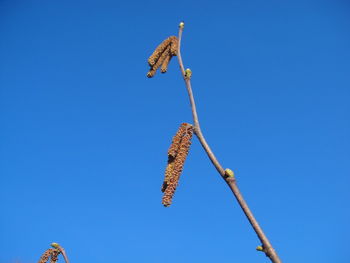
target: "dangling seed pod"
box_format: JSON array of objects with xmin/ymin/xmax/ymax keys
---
[
  {"xmin": 161, "ymin": 123, "xmax": 193, "ymax": 207},
  {"xmin": 147, "ymin": 36, "xmax": 179, "ymax": 78}
]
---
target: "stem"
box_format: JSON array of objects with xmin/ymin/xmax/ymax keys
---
[
  {"xmin": 58, "ymin": 246, "xmax": 70, "ymax": 263},
  {"xmin": 176, "ymin": 25, "xmax": 282, "ymax": 263}
]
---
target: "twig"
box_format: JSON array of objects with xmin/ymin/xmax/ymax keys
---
[
  {"xmin": 176, "ymin": 22, "xmax": 282, "ymax": 263},
  {"xmin": 58, "ymin": 247, "xmax": 69, "ymax": 263}
]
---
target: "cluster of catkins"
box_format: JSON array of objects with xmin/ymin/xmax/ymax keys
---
[
  {"xmin": 162, "ymin": 123, "xmax": 193, "ymax": 207},
  {"xmin": 147, "ymin": 36, "xmax": 178, "ymax": 78},
  {"xmin": 38, "ymin": 248, "xmax": 60, "ymax": 263}
]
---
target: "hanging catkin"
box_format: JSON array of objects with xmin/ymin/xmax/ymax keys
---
[
  {"xmin": 161, "ymin": 123, "xmax": 193, "ymax": 207},
  {"xmin": 148, "ymin": 37, "xmax": 172, "ymax": 67},
  {"xmin": 169, "ymin": 36, "xmax": 178, "ymax": 56},
  {"xmin": 160, "ymin": 51, "xmax": 172, "ymax": 73},
  {"xmin": 38, "ymin": 248, "xmax": 60, "ymax": 263},
  {"xmin": 147, "ymin": 36, "xmax": 178, "ymax": 78}
]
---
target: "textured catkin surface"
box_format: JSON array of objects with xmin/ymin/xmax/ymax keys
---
[
  {"xmin": 160, "ymin": 50, "xmax": 171, "ymax": 73},
  {"xmin": 38, "ymin": 248, "xmax": 60, "ymax": 263},
  {"xmin": 147, "ymin": 37, "xmax": 172, "ymax": 66},
  {"xmin": 151, "ymin": 45, "xmax": 171, "ymax": 73},
  {"xmin": 147, "ymin": 36, "xmax": 178, "ymax": 78},
  {"xmin": 169, "ymin": 36, "xmax": 178, "ymax": 56},
  {"xmin": 167, "ymin": 123, "xmax": 187, "ymax": 158},
  {"xmin": 162, "ymin": 123, "xmax": 193, "ymax": 207},
  {"xmin": 50, "ymin": 250, "xmax": 60, "ymax": 263}
]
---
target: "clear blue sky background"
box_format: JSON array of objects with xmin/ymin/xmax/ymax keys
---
[{"xmin": 1, "ymin": 0, "xmax": 349, "ymax": 262}]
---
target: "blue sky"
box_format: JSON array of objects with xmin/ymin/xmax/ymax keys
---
[{"xmin": 1, "ymin": 0, "xmax": 349, "ymax": 262}]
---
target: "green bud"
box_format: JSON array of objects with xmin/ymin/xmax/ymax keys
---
[
  {"xmin": 256, "ymin": 246, "xmax": 264, "ymax": 252},
  {"xmin": 185, "ymin": 68, "xmax": 192, "ymax": 79},
  {"xmin": 225, "ymin": 168, "xmax": 234, "ymax": 178},
  {"xmin": 51, "ymin": 242, "xmax": 60, "ymax": 249}
]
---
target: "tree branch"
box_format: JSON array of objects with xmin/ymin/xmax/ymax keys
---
[{"xmin": 176, "ymin": 22, "xmax": 282, "ymax": 263}]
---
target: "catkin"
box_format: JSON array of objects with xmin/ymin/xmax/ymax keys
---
[
  {"xmin": 148, "ymin": 37, "xmax": 172, "ymax": 67},
  {"xmin": 50, "ymin": 250, "xmax": 60, "ymax": 263},
  {"xmin": 38, "ymin": 248, "xmax": 60, "ymax": 263},
  {"xmin": 147, "ymin": 68, "xmax": 157, "ymax": 78},
  {"xmin": 162, "ymin": 176, "xmax": 178, "ymax": 207},
  {"xmin": 162, "ymin": 123, "xmax": 193, "ymax": 207},
  {"xmin": 167, "ymin": 123, "xmax": 187, "ymax": 158},
  {"xmin": 161, "ymin": 161, "xmax": 174, "ymax": 192},
  {"xmin": 160, "ymin": 52, "xmax": 171, "ymax": 73},
  {"xmin": 151, "ymin": 45, "xmax": 170, "ymax": 72},
  {"xmin": 147, "ymin": 36, "xmax": 178, "ymax": 78},
  {"xmin": 147, "ymin": 45, "xmax": 171, "ymax": 78},
  {"xmin": 170, "ymin": 36, "xmax": 178, "ymax": 56}
]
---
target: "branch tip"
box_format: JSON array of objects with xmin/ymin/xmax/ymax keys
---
[
  {"xmin": 179, "ymin": 21, "xmax": 185, "ymax": 28},
  {"xmin": 51, "ymin": 243, "xmax": 60, "ymax": 249}
]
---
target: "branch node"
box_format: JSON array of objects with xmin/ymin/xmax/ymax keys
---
[
  {"xmin": 224, "ymin": 168, "xmax": 235, "ymax": 178},
  {"xmin": 185, "ymin": 68, "xmax": 192, "ymax": 79}
]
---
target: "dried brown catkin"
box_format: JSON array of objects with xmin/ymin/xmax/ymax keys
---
[
  {"xmin": 162, "ymin": 136, "xmax": 192, "ymax": 206},
  {"xmin": 148, "ymin": 37, "xmax": 172, "ymax": 67},
  {"xmin": 170, "ymin": 36, "xmax": 178, "ymax": 56},
  {"xmin": 162, "ymin": 124, "xmax": 188, "ymax": 192},
  {"xmin": 38, "ymin": 248, "xmax": 60, "ymax": 263},
  {"xmin": 162, "ymin": 176, "xmax": 177, "ymax": 207},
  {"xmin": 162, "ymin": 123, "xmax": 193, "ymax": 207},
  {"xmin": 152, "ymin": 45, "xmax": 170, "ymax": 70},
  {"xmin": 147, "ymin": 36, "xmax": 178, "ymax": 78},
  {"xmin": 161, "ymin": 36, "xmax": 178, "ymax": 72},
  {"xmin": 146, "ymin": 68, "xmax": 157, "ymax": 78},
  {"xmin": 167, "ymin": 123, "xmax": 187, "ymax": 158},
  {"xmin": 161, "ymin": 161, "xmax": 174, "ymax": 192},
  {"xmin": 160, "ymin": 53, "xmax": 172, "ymax": 73},
  {"xmin": 38, "ymin": 250, "xmax": 51, "ymax": 263},
  {"xmin": 50, "ymin": 250, "xmax": 60, "ymax": 263},
  {"xmin": 147, "ymin": 45, "xmax": 171, "ymax": 78}
]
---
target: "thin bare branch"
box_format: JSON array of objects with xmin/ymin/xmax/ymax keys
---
[
  {"xmin": 176, "ymin": 22, "xmax": 282, "ymax": 263},
  {"xmin": 58, "ymin": 247, "xmax": 69, "ymax": 263}
]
